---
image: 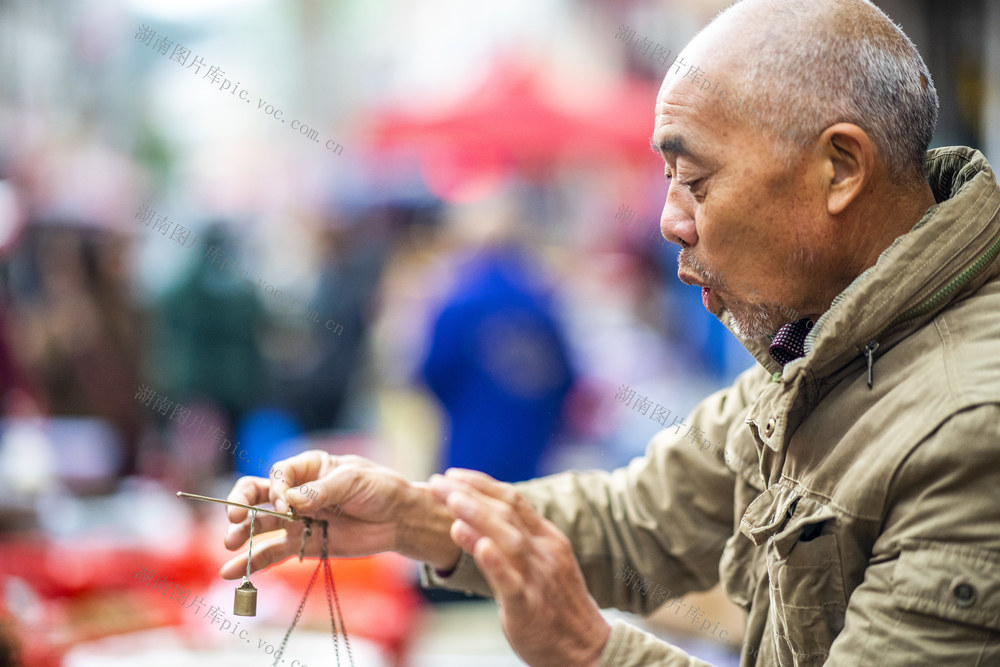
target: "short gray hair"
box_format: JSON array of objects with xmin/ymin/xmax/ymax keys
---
[{"xmin": 708, "ymin": 0, "xmax": 939, "ymax": 183}]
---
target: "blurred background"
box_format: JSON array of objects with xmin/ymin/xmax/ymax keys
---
[{"xmin": 0, "ymin": 0, "xmax": 996, "ymax": 664}]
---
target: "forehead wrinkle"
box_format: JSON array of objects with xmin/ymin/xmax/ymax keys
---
[
  {"xmin": 653, "ymin": 92, "xmax": 701, "ymax": 132},
  {"xmin": 654, "ymin": 87, "xmax": 736, "ymax": 163},
  {"xmin": 655, "ymin": 90, "xmax": 700, "ymax": 114},
  {"xmin": 652, "ymin": 103, "xmax": 693, "ymax": 155}
]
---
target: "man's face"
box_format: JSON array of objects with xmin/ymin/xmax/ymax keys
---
[{"xmin": 652, "ymin": 64, "xmax": 825, "ymax": 339}]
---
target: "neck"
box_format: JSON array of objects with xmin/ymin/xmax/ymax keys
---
[
  {"xmin": 855, "ymin": 178, "xmax": 937, "ymax": 275},
  {"xmin": 802, "ymin": 178, "xmax": 938, "ymax": 322}
]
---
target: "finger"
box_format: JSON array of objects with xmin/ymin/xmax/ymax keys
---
[
  {"xmin": 219, "ymin": 533, "xmax": 296, "ymax": 580},
  {"xmin": 430, "ymin": 472, "xmax": 503, "ymax": 507},
  {"xmin": 444, "ymin": 468, "xmax": 523, "ymax": 505},
  {"xmin": 225, "ymin": 476, "xmax": 271, "ymax": 524},
  {"xmin": 223, "ymin": 513, "xmax": 289, "ymax": 550},
  {"xmin": 428, "ymin": 473, "xmax": 465, "ymax": 504},
  {"xmin": 464, "ymin": 530, "xmax": 526, "ymax": 599},
  {"xmin": 443, "ymin": 489, "xmax": 526, "ymax": 557},
  {"xmin": 450, "ymin": 516, "xmax": 486, "ymax": 553},
  {"xmin": 432, "ymin": 475, "xmax": 524, "ymax": 541},
  {"xmin": 268, "ymin": 450, "xmax": 331, "ymax": 513},
  {"xmin": 444, "ymin": 468, "xmax": 546, "ymax": 533},
  {"xmin": 279, "ymin": 456, "xmax": 367, "ymax": 515},
  {"xmin": 434, "ymin": 473, "xmax": 538, "ymax": 550},
  {"xmin": 285, "ymin": 478, "xmax": 329, "ymax": 513}
]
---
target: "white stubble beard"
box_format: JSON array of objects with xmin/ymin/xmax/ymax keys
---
[{"xmin": 680, "ymin": 250, "xmax": 793, "ymax": 340}]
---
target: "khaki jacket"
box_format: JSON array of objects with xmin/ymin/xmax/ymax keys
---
[{"xmin": 423, "ymin": 147, "xmax": 1000, "ymax": 666}]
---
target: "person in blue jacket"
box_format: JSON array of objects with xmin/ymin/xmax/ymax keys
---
[{"xmin": 421, "ymin": 244, "xmax": 575, "ymax": 483}]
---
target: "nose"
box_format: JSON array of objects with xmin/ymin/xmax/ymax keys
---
[{"xmin": 660, "ymin": 178, "xmax": 698, "ymax": 248}]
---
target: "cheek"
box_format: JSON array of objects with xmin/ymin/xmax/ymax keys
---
[
  {"xmin": 697, "ymin": 190, "xmax": 787, "ymax": 293},
  {"xmin": 700, "ymin": 187, "xmax": 769, "ymax": 255}
]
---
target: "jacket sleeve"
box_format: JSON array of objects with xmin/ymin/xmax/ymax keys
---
[
  {"xmin": 826, "ymin": 403, "xmax": 1000, "ymax": 665},
  {"xmin": 421, "ymin": 366, "xmax": 768, "ymax": 664},
  {"xmin": 598, "ymin": 620, "xmax": 716, "ymax": 666}
]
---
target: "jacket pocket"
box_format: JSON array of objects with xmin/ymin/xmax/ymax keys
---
[
  {"xmin": 766, "ymin": 503, "xmax": 847, "ymax": 666},
  {"xmin": 892, "ymin": 539, "xmax": 1000, "ymax": 632}
]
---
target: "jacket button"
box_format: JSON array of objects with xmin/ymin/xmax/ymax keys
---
[
  {"xmin": 764, "ymin": 418, "xmax": 776, "ymax": 437},
  {"xmin": 951, "ymin": 579, "xmax": 977, "ymax": 607}
]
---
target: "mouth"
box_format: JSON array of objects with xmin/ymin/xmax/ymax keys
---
[
  {"xmin": 677, "ymin": 270, "xmax": 707, "ymax": 288},
  {"xmin": 677, "ymin": 269, "xmax": 714, "ymax": 289},
  {"xmin": 678, "ymin": 270, "xmax": 722, "ymax": 313}
]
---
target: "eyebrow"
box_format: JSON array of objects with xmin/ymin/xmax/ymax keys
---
[{"xmin": 649, "ymin": 135, "xmax": 694, "ymax": 160}]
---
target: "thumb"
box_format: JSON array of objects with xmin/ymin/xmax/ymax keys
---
[{"xmin": 285, "ymin": 480, "xmax": 325, "ymax": 513}]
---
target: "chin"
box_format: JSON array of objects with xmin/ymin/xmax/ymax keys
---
[{"xmin": 728, "ymin": 305, "xmax": 784, "ymax": 340}]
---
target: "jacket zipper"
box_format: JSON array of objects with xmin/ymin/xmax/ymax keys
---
[{"xmin": 862, "ymin": 232, "xmax": 1000, "ymax": 389}]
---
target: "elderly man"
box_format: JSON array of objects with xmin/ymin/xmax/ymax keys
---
[{"xmin": 221, "ymin": 0, "xmax": 1000, "ymax": 664}]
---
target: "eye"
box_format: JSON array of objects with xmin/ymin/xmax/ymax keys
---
[
  {"xmin": 666, "ymin": 167, "xmax": 703, "ymax": 192},
  {"xmin": 678, "ymin": 177, "xmax": 706, "ymax": 201},
  {"xmin": 664, "ymin": 167, "xmax": 706, "ymax": 201}
]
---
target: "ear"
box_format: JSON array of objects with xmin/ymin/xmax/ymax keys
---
[{"xmin": 812, "ymin": 123, "xmax": 876, "ymax": 216}]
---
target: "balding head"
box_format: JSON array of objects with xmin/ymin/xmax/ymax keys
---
[
  {"xmin": 686, "ymin": 0, "xmax": 938, "ymax": 183},
  {"xmin": 651, "ymin": 0, "xmax": 940, "ymax": 340}
]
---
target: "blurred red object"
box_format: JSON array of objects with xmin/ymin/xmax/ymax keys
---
[
  {"xmin": 251, "ymin": 552, "xmax": 422, "ymax": 664},
  {"xmin": 0, "ymin": 529, "xmax": 217, "ymax": 599},
  {"xmin": 367, "ymin": 62, "xmax": 659, "ymax": 200},
  {"xmin": 0, "ymin": 517, "xmax": 421, "ymax": 665},
  {"xmin": 0, "ymin": 601, "xmax": 27, "ymax": 667},
  {"xmin": 0, "ymin": 523, "xmax": 221, "ymax": 661}
]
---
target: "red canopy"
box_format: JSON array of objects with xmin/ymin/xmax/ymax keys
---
[{"xmin": 366, "ymin": 63, "xmax": 660, "ymax": 167}]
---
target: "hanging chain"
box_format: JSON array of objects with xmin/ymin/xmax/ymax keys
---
[
  {"xmin": 272, "ymin": 517, "xmax": 354, "ymax": 667},
  {"xmin": 298, "ymin": 521, "xmax": 312, "ymax": 562},
  {"xmin": 243, "ymin": 508, "xmax": 257, "ymax": 584},
  {"xmin": 322, "ymin": 522, "xmax": 353, "ymax": 666}
]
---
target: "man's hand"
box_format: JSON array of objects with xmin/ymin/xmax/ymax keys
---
[
  {"xmin": 220, "ymin": 451, "xmax": 461, "ymax": 579},
  {"xmin": 429, "ymin": 468, "xmax": 612, "ymax": 667}
]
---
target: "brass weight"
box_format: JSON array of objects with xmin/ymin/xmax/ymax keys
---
[{"xmin": 234, "ymin": 580, "xmax": 258, "ymax": 616}]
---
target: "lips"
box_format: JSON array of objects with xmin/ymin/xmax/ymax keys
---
[
  {"xmin": 678, "ymin": 269, "xmax": 721, "ymax": 313},
  {"xmin": 678, "ymin": 270, "xmax": 708, "ymax": 288}
]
